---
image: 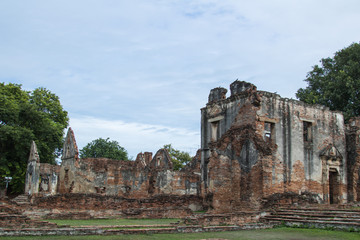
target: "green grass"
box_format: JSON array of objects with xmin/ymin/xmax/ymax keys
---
[
  {"xmin": 45, "ymin": 218, "xmax": 181, "ymax": 227},
  {"xmin": 2, "ymin": 227, "xmax": 360, "ymax": 240}
]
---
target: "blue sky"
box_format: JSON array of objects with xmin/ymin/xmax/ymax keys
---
[{"xmin": 1, "ymin": 0, "xmax": 360, "ymax": 158}]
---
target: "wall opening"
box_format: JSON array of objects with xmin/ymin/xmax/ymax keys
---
[
  {"xmin": 303, "ymin": 121, "xmax": 312, "ymax": 143},
  {"xmin": 211, "ymin": 121, "xmax": 219, "ymax": 142},
  {"xmin": 357, "ymin": 168, "xmax": 360, "ymax": 202},
  {"xmin": 264, "ymin": 122, "xmax": 275, "ymax": 141},
  {"xmin": 329, "ymin": 169, "xmax": 340, "ymax": 204},
  {"xmin": 64, "ymin": 169, "xmax": 69, "ymax": 185}
]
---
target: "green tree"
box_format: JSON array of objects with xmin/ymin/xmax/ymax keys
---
[
  {"xmin": 163, "ymin": 144, "xmax": 192, "ymax": 171},
  {"xmin": 80, "ymin": 138, "xmax": 129, "ymax": 160},
  {"xmin": 0, "ymin": 83, "xmax": 69, "ymax": 193},
  {"xmin": 296, "ymin": 42, "xmax": 360, "ymax": 121}
]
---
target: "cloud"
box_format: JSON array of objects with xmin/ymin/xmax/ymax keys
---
[
  {"xmin": 1, "ymin": 0, "xmax": 360, "ymax": 157},
  {"xmin": 70, "ymin": 116, "xmax": 200, "ymax": 159}
]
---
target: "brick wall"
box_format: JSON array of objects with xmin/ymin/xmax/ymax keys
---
[{"xmin": 202, "ymin": 81, "xmax": 348, "ymax": 212}]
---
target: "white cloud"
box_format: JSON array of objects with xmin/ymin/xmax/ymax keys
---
[
  {"xmin": 1, "ymin": 0, "xmax": 360, "ymax": 157},
  {"xmin": 70, "ymin": 116, "xmax": 200, "ymax": 159}
]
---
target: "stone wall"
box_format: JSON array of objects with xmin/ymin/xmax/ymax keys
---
[
  {"xmin": 57, "ymin": 156, "xmax": 200, "ymax": 198},
  {"xmin": 24, "ymin": 141, "xmax": 40, "ymax": 195},
  {"xmin": 346, "ymin": 117, "xmax": 360, "ymax": 202},
  {"xmin": 26, "ymin": 128, "xmax": 201, "ymax": 203},
  {"xmin": 28, "ymin": 193, "xmax": 202, "ymax": 219},
  {"xmin": 39, "ymin": 164, "xmax": 60, "ymax": 195},
  {"xmin": 57, "ymin": 146, "xmax": 200, "ymax": 198},
  {"xmin": 201, "ymin": 81, "xmax": 348, "ymax": 212}
]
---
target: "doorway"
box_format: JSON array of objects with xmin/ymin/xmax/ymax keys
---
[{"xmin": 329, "ymin": 169, "xmax": 340, "ymax": 204}]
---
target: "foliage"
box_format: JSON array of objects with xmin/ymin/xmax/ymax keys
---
[
  {"xmin": 163, "ymin": 144, "xmax": 192, "ymax": 171},
  {"xmin": 0, "ymin": 83, "xmax": 69, "ymax": 193},
  {"xmin": 80, "ymin": 138, "xmax": 128, "ymax": 160},
  {"xmin": 296, "ymin": 42, "xmax": 360, "ymax": 121}
]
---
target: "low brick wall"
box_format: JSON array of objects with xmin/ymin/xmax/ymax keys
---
[
  {"xmin": 32, "ymin": 193, "xmax": 202, "ymax": 209},
  {"xmin": 39, "ymin": 207, "xmax": 193, "ymax": 220},
  {"xmin": 27, "ymin": 193, "xmax": 203, "ymax": 219}
]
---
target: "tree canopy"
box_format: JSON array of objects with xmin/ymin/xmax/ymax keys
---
[
  {"xmin": 79, "ymin": 138, "xmax": 129, "ymax": 160},
  {"xmin": 296, "ymin": 42, "xmax": 360, "ymax": 121},
  {"xmin": 0, "ymin": 83, "xmax": 69, "ymax": 193},
  {"xmin": 163, "ymin": 144, "xmax": 192, "ymax": 171}
]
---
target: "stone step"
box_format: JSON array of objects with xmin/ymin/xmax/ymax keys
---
[
  {"xmin": 0, "ymin": 206, "xmax": 21, "ymax": 214},
  {"xmin": 265, "ymin": 217, "xmax": 360, "ymax": 227},
  {"xmin": 0, "ymin": 202, "xmax": 59, "ymax": 230},
  {"xmin": 271, "ymin": 212, "xmax": 360, "ymax": 218},
  {"xmin": 277, "ymin": 207, "xmax": 360, "ymax": 212},
  {"xmin": 11, "ymin": 194, "xmax": 30, "ymax": 206},
  {"xmin": 265, "ymin": 215, "xmax": 360, "ymax": 223},
  {"xmin": 79, "ymin": 224, "xmax": 176, "ymax": 229},
  {"xmin": 0, "ymin": 223, "xmax": 275, "ymax": 236},
  {"xmin": 0, "ymin": 214, "xmax": 28, "ymax": 220},
  {"xmin": 262, "ymin": 206, "xmax": 360, "ymax": 230},
  {"xmin": 271, "ymin": 215, "xmax": 360, "ymax": 222},
  {"xmin": 276, "ymin": 208, "xmax": 360, "ymax": 213}
]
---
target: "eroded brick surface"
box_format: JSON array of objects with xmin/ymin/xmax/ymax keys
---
[
  {"xmin": 200, "ymin": 81, "xmax": 354, "ymax": 212},
  {"xmin": 24, "ymin": 194, "xmax": 201, "ymax": 219},
  {"xmin": 21, "ymin": 128, "xmax": 203, "ymax": 219}
]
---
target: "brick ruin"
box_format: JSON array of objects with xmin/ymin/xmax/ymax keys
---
[
  {"xmin": 23, "ymin": 80, "xmax": 360, "ymax": 215},
  {"xmin": 23, "ymin": 129, "xmax": 203, "ymax": 218},
  {"xmin": 201, "ymin": 80, "xmax": 360, "ymax": 212},
  {"xmin": 26, "ymin": 128, "xmax": 201, "ymax": 198}
]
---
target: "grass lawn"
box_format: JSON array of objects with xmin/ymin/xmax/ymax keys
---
[
  {"xmin": 45, "ymin": 218, "xmax": 181, "ymax": 226},
  {"xmin": 2, "ymin": 227, "xmax": 360, "ymax": 240}
]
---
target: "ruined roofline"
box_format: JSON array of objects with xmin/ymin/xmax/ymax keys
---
[
  {"xmin": 70, "ymin": 157, "xmax": 142, "ymax": 170},
  {"xmin": 258, "ymin": 90, "xmax": 341, "ymax": 113},
  {"xmin": 61, "ymin": 127, "xmax": 79, "ymax": 161},
  {"xmin": 81, "ymin": 157, "xmax": 134, "ymax": 163},
  {"xmin": 28, "ymin": 140, "xmax": 40, "ymax": 163},
  {"xmin": 204, "ymin": 80, "xmax": 343, "ymax": 115}
]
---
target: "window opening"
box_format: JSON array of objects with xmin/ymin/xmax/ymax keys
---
[
  {"xmin": 264, "ymin": 122, "xmax": 275, "ymax": 141},
  {"xmin": 303, "ymin": 121, "xmax": 312, "ymax": 142},
  {"xmin": 211, "ymin": 121, "xmax": 219, "ymax": 142}
]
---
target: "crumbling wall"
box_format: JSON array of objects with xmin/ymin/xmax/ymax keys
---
[
  {"xmin": 258, "ymin": 91, "xmax": 346, "ymax": 204},
  {"xmin": 30, "ymin": 127, "xmax": 201, "ymax": 199},
  {"xmin": 29, "ymin": 193, "xmax": 203, "ymax": 219},
  {"xmin": 39, "ymin": 164, "xmax": 60, "ymax": 195},
  {"xmin": 24, "ymin": 141, "xmax": 40, "ymax": 195},
  {"xmin": 25, "ymin": 142, "xmax": 60, "ymax": 197},
  {"xmin": 201, "ymin": 80, "xmax": 347, "ymax": 212},
  {"xmin": 56, "ymin": 150, "xmax": 200, "ymax": 198},
  {"xmin": 58, "ymin": 128, "xmax": 78, "ymax": 194},
  {"xmin": 346, "ymin": 117, "xmax": 360, "ymax": 202}
]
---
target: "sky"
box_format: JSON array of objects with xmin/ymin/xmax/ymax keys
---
[{"xmin": 1, "ymin": 0, "xmax": 360, "ymax": 159}]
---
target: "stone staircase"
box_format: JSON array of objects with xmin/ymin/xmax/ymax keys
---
[
  {"xmin": 11, "ymin": 194, "xmax": 31, "ymax": 206},
  {"xmin": 263, "ymin": 205, "xmax": 360, "ymax": 230},
  {"xmin": 0, "ymin": 200, "xmax": 58, "ymax": 229}
]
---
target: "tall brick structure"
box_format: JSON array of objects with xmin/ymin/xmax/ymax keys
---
[
  {"xmin": 200, "ymin": 80, "xmax": 360, "ymax": 212},
  {"xmin": 346, "ymin": 117, "xmax": 360, "ymax": 202},
  {"xmin": 24, "ymin": 141, "xmax": 40, "ymax": 195}
]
